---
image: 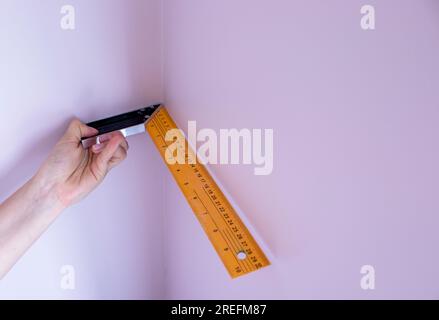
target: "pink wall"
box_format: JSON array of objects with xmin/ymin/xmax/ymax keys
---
[
  {"xmin": 2, "ymin": 0, "xmax": 439, "ymax": 300},
  {"xmin": 162, "ymin": 0, "xmax": 439, "ymax": 299},
  {"xmin": 0, "ymin": 0, "xmax": 164, "ymax": 299}
]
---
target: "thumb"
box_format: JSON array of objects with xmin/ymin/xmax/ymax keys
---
[
  {"xmin": 91, "ymin": 133, "xmax": 125, "ymax": 180},
  {"xmin": 63, "ymin": 118, "xmax": 98, "ymax": 142}
]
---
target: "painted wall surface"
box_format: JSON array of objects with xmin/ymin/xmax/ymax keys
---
[
  {"xmin": 0, "ymin": 0, "xmax": 164, "ymax": 299},
  {"xmin": 162, "ymin": 0, "xmax": 439, "ymax": 299},
  {"xmin": 2, "ymin": 0, "xmax": 439, "ymax": 300}
]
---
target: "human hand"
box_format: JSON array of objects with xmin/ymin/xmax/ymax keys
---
[
  {"xmin": 34, "ymin": 119, "xmax": 129, "ymax": 208},
  {"xmin": 0, "ymin": 119, "xmax": 128, "ymax": 278}
]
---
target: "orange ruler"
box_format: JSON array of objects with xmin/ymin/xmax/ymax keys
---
[
  {"xmin": 82, "ymin": 103, "xmax": 270, "ymax": 278},
  {"xmin": 146, "ymin": 105, "xmax": 270, "ymax": 278}
]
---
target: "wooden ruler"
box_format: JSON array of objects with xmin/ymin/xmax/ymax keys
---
[{"xmin": 145, "ymin": 106, "xmax": 270, "ymax": 278}]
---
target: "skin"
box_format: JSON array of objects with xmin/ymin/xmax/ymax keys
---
[{"xmin": 0, "ymin": 119, "xmax": 129, "ymax": 279}]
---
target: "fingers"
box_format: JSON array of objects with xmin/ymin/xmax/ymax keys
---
[
  {"xmin": 91, "ymin": 132, "xmax": 128, "ymax": 180},
  {"xmin": 107, "ymin": 145, "xmax": 128, "ymax": 171},
  {"xmin": 64, "ymin": 118, "xmax": 98, "ymax": 142},
  {"xmin": 91, "ymin": 132, "xmax": 129, "ymax": 154}
]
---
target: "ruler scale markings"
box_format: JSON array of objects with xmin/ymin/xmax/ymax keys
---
[
  {"xmin": 193, "ymin": 190, "xmax": 219, "ymax": 226},
  {"xmin": 150, "ymin": 118, "xmax": 166, "ymax": 149},
  {"xmin": 146, "ymin": 106, "xmax": 270, "ymax": 278},
  {"xmin": 220, "ymin": 229, "xmax": 247, "ymax": 273},
  {"xmin": 221, "ymin": 227, "xmax": 249, "ymax": 273},
  {"xmin": 226, "ymin": 228, "xmax": 252, "ymax": 272},
  {"xmin": 192, "ymin": 189, "xmax": 247, "ymax": 273},
  {"xmin": 192, "ymin": 189, "xmax": 224, "ymax": 241},
  {"xmin": 225, "ymin": 227, "xmax": 252, "ymax": 271},
  {"xmin": 152, "ymin": 107, "xmax": 266, "ymax": 275},
  {"xmin": 193, "ymin": 190, "xmax": 248, "ymax": 273},
  {"xmin": 199, "ymin": 183, "xmax": 251, "ymax": 269},
  {"xmin": 151, "ymin": 119, "xmax": 228, "ymax": 258},
  {"xmin": 152, "ymin": 117, "xmax": 169, "ymax": 149},
  {"xmin": 200, "ymin": 185, "xmax": 245, "ymax": 254}
]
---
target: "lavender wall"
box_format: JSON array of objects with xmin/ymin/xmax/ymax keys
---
[
  {"xmin": 0, "ymin": 0, "xmax": 164, "ymax": 299},
  {"xmin": 162, "ymin": 0, "xmax": 439, "ymax": 299},
  {"xmin": 1, "ymin": 0, "xmax": 439, "ymax": 300}
]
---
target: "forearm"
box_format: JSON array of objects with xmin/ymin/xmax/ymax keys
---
[
  {"xmin": 0, "ymin": 120, "xmax": 127, "ymax": 280},
  {"xmin": 0, "ymin": 175, "xmax": 64, "ymax": 279}
]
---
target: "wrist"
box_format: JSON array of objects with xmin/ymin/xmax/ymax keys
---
[{"xmin": 28, "ymin": 173, "xmax": 67, "ymax": 215}]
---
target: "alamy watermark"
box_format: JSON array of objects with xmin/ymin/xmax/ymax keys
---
[
  {"xmin": 60, "ymin": 265, "xmax": 75, "ymax": 290},
  {"xmin": 60, "ymin": 5, "xmax": 75, "ymax": 30},
  {"xmin": 361, "ymin": 5, "xmax": 375, "ymax": 30},
  {"xmin": 360, "ymin": 265, "xmax": 375, "ymax": 290},
  {"xmin": 164, "ymin": 121, "xmax": 274, "ymax": 176}
]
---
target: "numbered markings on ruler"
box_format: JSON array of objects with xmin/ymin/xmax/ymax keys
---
[{"xmin": 146, "ymin": 106, "xmax": 270, "ymax": 278}]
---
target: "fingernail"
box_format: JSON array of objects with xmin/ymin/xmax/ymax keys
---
[
  {"xmin": 92, "ymin": 143, "xmax": 104, "ymax": 152},
  {"xmin": 98, "ymin": 134, "xmax": 111, "ymax": 143}
]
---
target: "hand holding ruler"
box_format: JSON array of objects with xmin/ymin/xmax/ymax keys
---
[{"xmin": 82, "ymin": 104, "xmax": 270, "ymax": 278}]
